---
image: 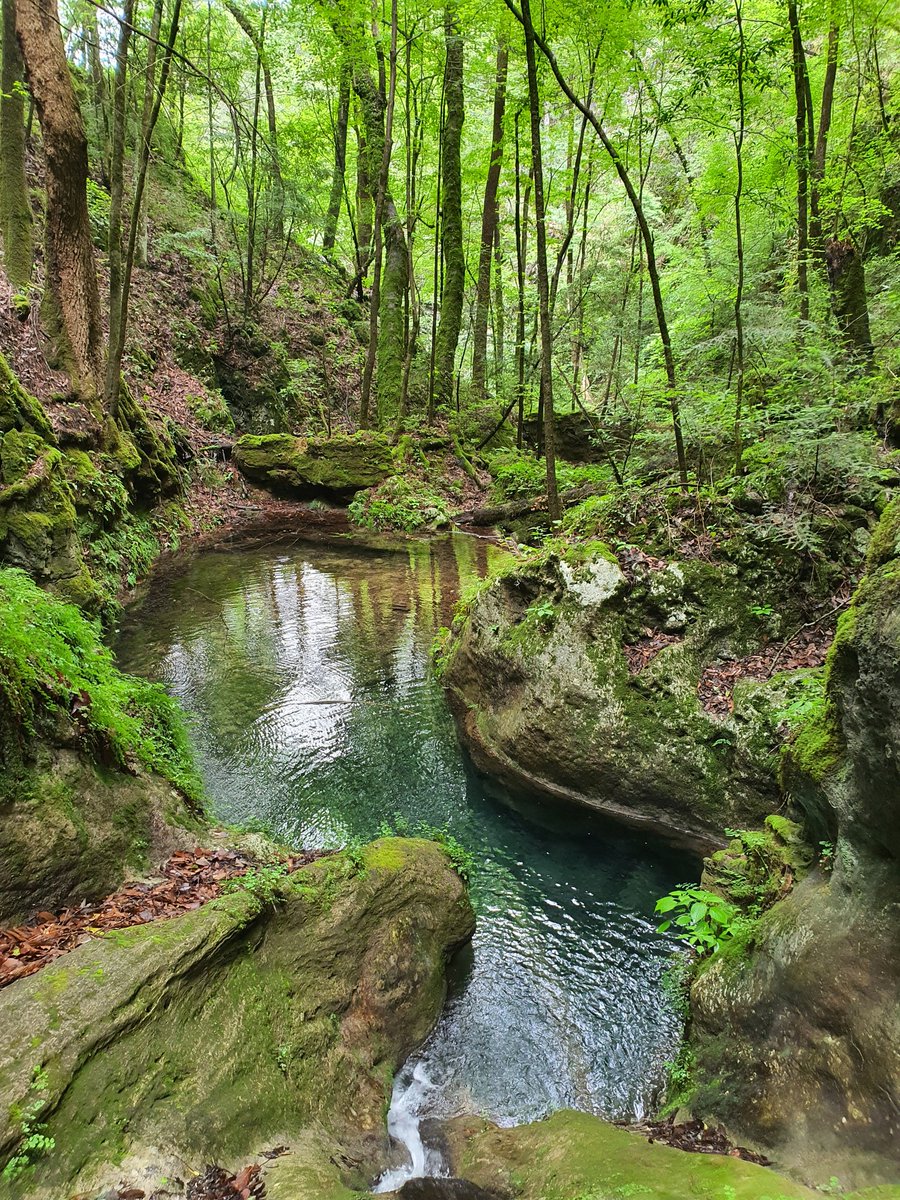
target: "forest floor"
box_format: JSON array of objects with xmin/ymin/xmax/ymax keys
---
[{"xmin": 0, "ymin": 845, "xmax": 327, "ymax": 990}]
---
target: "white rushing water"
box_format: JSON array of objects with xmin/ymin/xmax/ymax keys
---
[{"xmin": 372, "ymin": 1062, "xmax": 447, "ymax": 1193}]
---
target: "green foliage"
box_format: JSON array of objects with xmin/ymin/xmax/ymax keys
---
[
  {"xmin": 2, "ymin": 1067, "xmax": 55, "ymax": 1181},
  {"xmin": 223, "ymin": 864, "xmax": 288, "ymax": 905},
  {"xmin": 186, "ymin": 390, "xmax": 235, "ymax": 435},
  {"xmin": 0, "ymin": 569, "xmax": 203, "ymax": 804},
  {"xmin": 655, "ymin": 886, "xmax": 745, "ymax": 956},
  {"xmin": 348, "ymin": 475, "xmax": 451, "ymax": 532},
  {"xmin": 85, "ymin": 180, "xmax": 111, "ymax": 248},
  {"xmin": 772, "ymin": 671, "xmax": 827, "ymax": 730},
  {"xmin": 660, "ymin": 952, "xmax": 695, "ymax": 1021},
  {"xmin": 662, "ymin": 1043, "xmax": 697, "ymax": 1109}
]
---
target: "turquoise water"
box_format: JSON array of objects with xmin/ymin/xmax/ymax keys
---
[{"xmin": 116, "ymin": 535, "xmax": 693, "ymax": 1125}]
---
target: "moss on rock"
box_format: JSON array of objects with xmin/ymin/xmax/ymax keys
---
[
  {"xmin": 233, "ymin": 432, "xmax": 395, "ymax": 498},
  {"xmin": 0, "ymin": 838, "xmax": 474, "ymax": 1197},
  {"xmin": 442, "ymin": 546, "xmax": 789, "ymax": 845},
  {"xmin": 442, "ymin": 1110, "xmax": 821, "ymax": 1200},
  {"xmin": 686, "ymin": 500, "xmax": 900, "ymax": 1187},
  {"xmin": 0, "ymin": 568, "xmax": 203, "ymax": 919}
]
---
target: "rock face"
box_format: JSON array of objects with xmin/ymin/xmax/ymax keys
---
[
  {"xmin": 0, "ymin": 838, "xmax": 474, "ymax": 1198},
  {"xmin": 233, "ymin": 432, "xmax": 395, "ymax": 499},
  {"xmin": 441, "ymin": 544, "xmax": 799, "ymax": 846},
  {"xmin": 688, "ymin": 501, "xmax": 900, "ymax": 1187},
  {"xmin": 0, "ymin": 352, "xmax": 183, "ymax": 612}
]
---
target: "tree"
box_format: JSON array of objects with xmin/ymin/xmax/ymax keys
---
[
  {"xmin": 433, "ymin": 3, "xmax": 465, "ymax": 412},
  {"xmin": 16, "ymin": 0, "xmax": 104, "ymax": 400},
  {"xmin": 519, "ymin": 0, "xmax": 560, "ymax": 521},
  {"xmin": 471, "ymin": 37, "xmax": 508, "ymax": 399},
  {"xmin": 0, "ymin": 0, "xmax": 32, "ymax": 292}
]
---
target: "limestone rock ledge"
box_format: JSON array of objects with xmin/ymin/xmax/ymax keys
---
[
  {"xmin": 441, "ymin": 543, "xmax": 800, "ymax": 847},
  {"xmin": 0, "ymin": 838, "xmax": 474, "ymax": 1199},
  {"xmin": 688, "ymin": 501, "xmax": 900, "ymax": 1188}
]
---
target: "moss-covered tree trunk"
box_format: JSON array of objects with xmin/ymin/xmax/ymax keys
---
[
  {"xmin": 826, "ymin": 237, "xmax": 874, "ymax": 365},
  {"xmin": 0, "ymin": 0, "xmax": 32, "ymax": 293},
  {"xmin": 16, "ymin": 0, "xmax": 104, "ymax": 400},
  {"xmin": 520, "ymin": 0, "xmax": 560, "ymax": 521},
  {"xmin": 433, "ymin": 5, "xmax": 465, "ymax": 412},
  {"xmin": 471, "ymin": 38, "xmax": 506, "ymax": 400}
]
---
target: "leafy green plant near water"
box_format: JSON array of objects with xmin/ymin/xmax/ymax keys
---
[
  {"xmin": 223, "ymin": 864, "xmax": 288, "ymax": 905},
  {"xmin": 655, "ymin": 886, "xmax": 745, "ymax": 956}
]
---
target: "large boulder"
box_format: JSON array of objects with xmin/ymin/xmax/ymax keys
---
[
  {"xmin": 687, "ymin": 501, "xmax": 900, "ymax": 1187},
  {"xmin": 0, "ymin": 838, "xmax": 474, "ymax": 1198},
  {"xmin": 441, "ymin": 543, "xmax": 800, "ymax": 846},
  {"xmin": 233, "ymin": 432, "xmax": 395, "ymax": 499}
]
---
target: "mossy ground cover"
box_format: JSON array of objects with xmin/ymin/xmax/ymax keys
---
[{"xmin": 0, "ymin": 567, "xmax": 201, "ymax": 804}]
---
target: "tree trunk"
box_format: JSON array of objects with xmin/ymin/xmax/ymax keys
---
[
  {"xmin": 330, "ymin": 0, "xmax": 409, "ymax": 425},
  {"xmin": 787, "ymin": 0, "xmax": 810, "ymax": 322},
  {"xmin": 225, "ymin": 0, "xmax": 283, "ymax": 240},
  {"xmin": 825, "ymin": 238, "xmax": 874, "ymax": 364},
  {"xmin": 810, "ymin": 22, "xmax": 838, "ymax": 243},
  {"xmin": 17, "ymin": 0, "xmax": 104, "ymax": 399},
  {"xmin": 733, "ymin": 0, "xmax": 746, "ymax": 474},
  {"xmin": 471, "ymin": 38, "xmax": 507, "ymax": 398},
  {"xmin": 323, "ymin": 65, "xmax": 350, "ymax": 254},
  {"xmin": 0, "ymin": 0, "xmax": 32, "ymax": 292},
  {"xmin": 510, "ymin": 3, "xmax": 688, "ymax": 487},
  {"xmin": 83, "ymin": 3, "xmax": 109, "ymax": 183},
  {"xmin": 106, "ymin": 0, "xmax": 183, "ymax": 410},
  {"xmin": 104, "ymin": 0, "xmax": 135, "ymax": 411},
  {"xmin": 134, "ymin": 0, "xmax": 164, "ymax": 268},
  {"xmin": 520, "ymin": 0, "xmax": 560, "ymax": 522},
  {"xmin": 433, "ymin": 4, "xmax": 465, "ymax": 411}
]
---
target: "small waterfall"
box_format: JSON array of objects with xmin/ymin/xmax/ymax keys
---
[{"xmin": 372, "ymin": 1062, "xmax": 446, "ymax": 1194}]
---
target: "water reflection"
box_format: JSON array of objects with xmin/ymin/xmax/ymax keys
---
[{"xmin": 117, "ymin": 535, "xmax": 693, "ymax": 1124}]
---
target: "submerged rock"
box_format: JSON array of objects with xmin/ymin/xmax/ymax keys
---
[
  {"xmin": 0, "ymin": 838, "xmax": 474, "ymax": 1198},
  {"xmin": 441, "ymin": 543, "xmax": 797, "ymax": 846},
  {"xmin": 688, "ymin": 500, "xmax": 900, "ymax": 1187},
  {"xmin": 233, "ymin": 431, "xmax": 395, "ymax": 499}
]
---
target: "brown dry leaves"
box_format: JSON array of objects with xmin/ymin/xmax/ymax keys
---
[{"xmin": 0, "ymin": 847, "xmax": 320, "ymax": 991}]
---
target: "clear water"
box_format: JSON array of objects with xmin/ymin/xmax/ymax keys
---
[{"xmin": 116, "ymin": 534, "xmax": 694, "ymax": 1128}]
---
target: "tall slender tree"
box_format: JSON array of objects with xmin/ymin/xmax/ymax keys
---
[
  {"xmin": 433, "ymin": 4, "xmax": 465, "ymax": 412},
  {"xmin": 471, "ymin": 37, "xmax": 508, "ymax": 399},
  {"xmin": 0, "ymin": 0, "xmax": 32, "ymax": 292},
  {"xmin": 519, "ymin": 0, "xmax": 560, "ymax": 521}
]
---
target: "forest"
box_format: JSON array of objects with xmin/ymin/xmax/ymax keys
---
[
  {"xmin": 2, "ymin": 0, "xmax": 897, "ymax": 502},
  {"xmin": 0, "ymin": 0, "xmax": 898, "ymax": 1195}
]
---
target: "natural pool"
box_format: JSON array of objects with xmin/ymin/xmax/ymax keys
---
[{"xmin": 116, "ymin": 534, "xmax": 693, "ymax": 1134}]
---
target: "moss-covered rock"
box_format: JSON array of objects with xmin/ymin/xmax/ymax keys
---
[
  {"xmin": 0, "ymin": 568, "xmax": 203, "ymax": 919},
  {"xmin": 442, "ymin": 546, "xmax": 791, "ymax": 846},
  {"xmin": 687, "ymin": 500, "xmax": 900, "ymax": 1187},
  {"xmin": 441, "ymin": 1110, "xmax": 821, "ymax": 1200},
  {"xmin": 234, "ymin": 432, "xmax": 395, "ymax": 499},
  {"xmin": 0, "ymin": 838, "xmax": 474, "ymax": 1198}
]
